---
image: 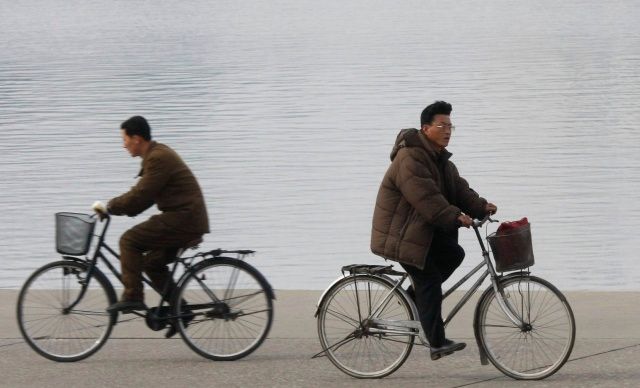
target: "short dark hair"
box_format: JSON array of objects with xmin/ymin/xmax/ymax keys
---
[
  {"xmin": 420, "ymin": 101, "xmax": 452, "ymax": 126},
  {"xmin": 121, "ymin": 116, "xmax": 151, "ymax": 141}
]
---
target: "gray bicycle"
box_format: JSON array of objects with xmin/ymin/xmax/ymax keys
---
[{"xmin": 314, "ymin": 216, "xmax": 575, "ymax": 380}]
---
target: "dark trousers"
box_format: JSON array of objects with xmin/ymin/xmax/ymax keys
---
[
  {"xmin": 401, "ymin": 232, "xmax": 465, "ymax": 348},
  {"xmin": 119, "ymin": 217, "xmax": 201, "ymax": 301}
]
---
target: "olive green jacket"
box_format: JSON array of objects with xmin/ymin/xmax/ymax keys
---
[
  {"xmin": 108, "ymin": 142, "xmax": 210, "ymax": 235},
  {"xmin": 371, "ymin": 128, "xmax": 487, "ymax": 269}
]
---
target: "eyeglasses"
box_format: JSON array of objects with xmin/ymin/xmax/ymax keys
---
[{"xmin": 434, "ymin": 123, "xmax": 455, "ymax": 132}]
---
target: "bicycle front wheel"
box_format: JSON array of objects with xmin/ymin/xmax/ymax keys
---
[
  {"xmin": 317, "ymin": 275, "xmax": 415, "ymax": 379},
  {"xmin": 17, "ymin": 260, "xmax": 117, "ymax": 362},
  {"xmin": 175, "ymin": 258, "xmax": 273, "ymax": 360},
  {"xmin": 476, "ymin": 274, "xmax": 575, "ymax": 380}
]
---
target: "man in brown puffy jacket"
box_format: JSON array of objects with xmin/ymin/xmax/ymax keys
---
[
  {"xmin": 105, "ymin": 116, "xmax": 209, "ymax": 319},
  {"xmin": 371, "ymin": 101, "xmax": 497, "ymax": 360}
]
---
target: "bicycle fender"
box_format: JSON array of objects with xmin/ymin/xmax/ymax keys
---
[
  {"xmin": 237, "ymin": 259, "xmax": 276, "ymax": 301},
  {"xmin": 221, "ymin": 256, "xmax": 276, "ymax": 301},
  {"xmin": 61, "ymin": 255, "xmax": 88, "ymax": 263},
  {"xmin": 314, "ymin": 275, "xmax": 349, "ymax": 317},
  {"xmin": 473, "ymin": 286, "xmax": 491, "ymax": 365}
]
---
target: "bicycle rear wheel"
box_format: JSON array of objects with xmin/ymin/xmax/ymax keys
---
[
  {"xmin": 175, "ymin": 258, "xmax": 273, "ymax": 360},
  {"xmin": 17, "ymin": 260, "xmax": 117, "ymax": 362},
  {"xmin": 317, "ymin": 275, "xmax": 415, "ymax": 378},
  {"xmin": 476, "ymin": 274, "xmax": 575, "ymax": 380}
]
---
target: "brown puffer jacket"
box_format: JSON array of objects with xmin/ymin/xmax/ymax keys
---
[
  {"xmin": 108, "ymin": 141, "xmax": 210, "ymax": 235},
  {"xmin": 371, "ymin": 128, "xmax": 487, "ymax": 269}
]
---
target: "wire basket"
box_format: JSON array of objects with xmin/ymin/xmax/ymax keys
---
[
  {"xmin": 487, "ymin": 223, "xmax": 535, "ymax": 272},
  {"xmin": 55, "ymin": 212, "xmax": 96, "ymax": 256}
]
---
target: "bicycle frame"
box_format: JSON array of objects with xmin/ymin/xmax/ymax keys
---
[
  {"xmin": 319, "ymin": 217, "xmax": 528, "ymax": 351},
  {"xmin": 442, "ymin": 221, "xmax": 525, "ymax": 328},
  {"xmin": 63, "ymin": 215, "xmax": 201, "ymax": 319}
]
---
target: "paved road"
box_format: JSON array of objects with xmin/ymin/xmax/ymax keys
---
[{"xmin": 2, "ymin": 290, "xmax": 639, "ymax": 387}]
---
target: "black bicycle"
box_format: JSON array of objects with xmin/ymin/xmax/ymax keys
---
[{"xmin": 16, "ymin": 208, "xmax": 275, "ymax": 362}]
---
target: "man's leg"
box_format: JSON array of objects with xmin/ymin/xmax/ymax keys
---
[
  {"xmin": 143, "ymin": 248, "xmax": 179, "ymax": 299},
  {"xmin": 143, "ymin": 247, "xmax": 197, "ymax": 338},
  {"xmin": 400, "ymin": 260, "xmax": 446, "ymax": 348},
  {"xmin": 118, "ymin": 227, "xmax": 147, "ymax": 303},
  {"xmin": 400, "ymin": 232, "xmax": 466, "ymax": 358},
  {"xmin": 431, "ymin": 232, "xmax": 465, "ymax": 283},
  {"xmin": 110, "ymin": 217, "xmax": 200, "ymax": 312}
]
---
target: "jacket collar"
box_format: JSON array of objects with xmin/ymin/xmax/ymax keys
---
[
  {"xmin": 418, "ymin": 131, "xmax": 452, "ymax": 163},
  {"xmin": 143, "ymin": 141, "xmax": 158, "ymax": 161},
  {"xmin": 390, "ymin": 128, "xmax": 451, "ymax": 162},
  {"xmin": 137, "ymin": 141, "xmax": 158, "ymax": 177}
]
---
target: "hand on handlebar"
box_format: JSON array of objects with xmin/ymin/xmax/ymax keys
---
[
  {"xmin": 457, "ymin": 213, "xmax": 473, "ymax": 228},
  {"xmin": 92, "ymin": 201, "xmax": 109, "ymax": 220},
  {"xmin": 485, "ymin": 202, "xmax": 498, "ymax": 215}
]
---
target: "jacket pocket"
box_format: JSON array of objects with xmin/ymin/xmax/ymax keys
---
[{"xmin": 395, "ymin": 211, "xmax": 417, "ymax": 259}]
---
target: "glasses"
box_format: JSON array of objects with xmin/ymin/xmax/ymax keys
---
[{"xmin": 434, "ymin": 123, "xmax": 455, "ymax": 132}]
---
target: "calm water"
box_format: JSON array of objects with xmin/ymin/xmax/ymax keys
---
[{"xmin": 1, "ymin": 0, "xmax": 639, "ymax": 290}]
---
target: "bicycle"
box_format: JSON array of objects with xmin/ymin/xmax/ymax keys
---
[
  {"xmin": 314, "ymin": 216, "xmax": 575, "ymax": 380},
  {"xmin": 16, "ymin": 207, "xmax": 275, "ymax": 362}
]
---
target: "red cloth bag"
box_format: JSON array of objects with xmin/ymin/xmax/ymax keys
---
[
  {"xmin": 489, "ymin": 217, "xmax": 534, "ymax": 272},
  {"xmin": 496, "ymin": 217, "xmax": 529, "ymax": 235}
]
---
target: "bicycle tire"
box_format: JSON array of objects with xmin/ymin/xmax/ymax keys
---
[
  {"xmin": 17, "ymin": 260, "xmax": 117, "ymax": 362},
  {"xmin": 475, "ymin": 274, "xmax": 575, "ymax": 380},
  {"xmin": 317, "ymin": 275, "xmax": 415, "ymax": 379},
  {"xmin": 174, "ymin": 257, "xmax": 273, "ymax": 360}
]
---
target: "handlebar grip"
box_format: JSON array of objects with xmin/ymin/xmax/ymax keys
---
[
  {"xmin": 92, "ymin": 201, "xmax": 110, "ymax": 220},
  {"xmin": 473, "ymin": 214, "xmax": 498, "ymax": 228}
]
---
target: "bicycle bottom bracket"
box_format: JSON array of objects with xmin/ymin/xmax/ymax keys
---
[{"xmin": 146, "ymin": 307, "xmax": 170, "ymax": 331}]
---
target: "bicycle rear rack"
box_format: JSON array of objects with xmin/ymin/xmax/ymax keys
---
[{"xmin": 341, "ymin": 264, "xmax": 405, "ymax": 277}]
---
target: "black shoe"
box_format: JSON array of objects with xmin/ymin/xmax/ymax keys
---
[
  {"xmin": 165, "ymin": 310, "xmax": 195, "ymax": 338},
  {"xmin": 430, "ymin": 339, "xmax": 466, "ymax": 361},
  {"xmin": 106, "ymin": 300, "xmax": 147, "ymax": 314}
]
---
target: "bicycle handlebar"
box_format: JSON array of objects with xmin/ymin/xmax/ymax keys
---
[
  {"xmin": 92, "ymin": 201, "xmax": 110, "ymax": 220},
  {"xmin": 472, "ymin": 214, "xmax": 498, "ymax": 228}
]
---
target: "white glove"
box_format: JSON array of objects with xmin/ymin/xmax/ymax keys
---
[{"xmin": 92, "ymin": 201, "xmax": 108, "ymax": 215}]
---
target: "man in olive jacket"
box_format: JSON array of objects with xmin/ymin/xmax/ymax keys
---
[
  {"xmin": 106, "ymin": 116, "xmax": 209, "ymax": 316},
  {"xmin": 371, "ymin": 101, "xmax": 496, "ymax": 360}
]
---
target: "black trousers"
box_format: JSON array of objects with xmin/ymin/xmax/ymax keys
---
[
  {"xmin": 119, "ymin": 217, "xmax": 202, "ymax": 301},
  {"xmin": 401, "ymin": 232, "xmax": 465, "ymax": 348}
]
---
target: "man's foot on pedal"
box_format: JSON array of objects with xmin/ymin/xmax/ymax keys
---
[
  {"xmin": 106, "ymin": 299, "xmax": 147, "ymax": 314},
  {"xmin": 430, "ymin": 339, "xmax": 466, "ymax": 361},
  {"xmin": 165, "ymin": 310, "xmax": 195, "ymax": 338}
]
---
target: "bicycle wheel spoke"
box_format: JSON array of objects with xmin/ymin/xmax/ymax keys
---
[
  {"xmin": 17, "ymin": 261, "xmax": 115, "ymax": 361},
  {"xmin": 478, "ymin": 275, "xmax": 575, "ymax": 380},
  {"xmin": 324, "ymin": 307, "xmax": 360, "ymax": 327},
  {"xmin": 317, "ymin": 275, "xmax": 415, "ymax": 378},
  {"xmin": 177, "ymin": 258, "xmax": 273, "ymax": 360}
]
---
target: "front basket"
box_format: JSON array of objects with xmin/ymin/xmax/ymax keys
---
[
  {"xmin": 487, "ymin": 223, "xmax": 535, "ymax": 272},
  {"xmin": 55, "ymin": 212, "xmax": 96, "ymax": 256}
]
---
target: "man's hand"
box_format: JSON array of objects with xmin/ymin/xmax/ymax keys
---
[
  {"xmin": 92, "ymin": 201, "xmax": 109, "ymax": 220},
  {"xmin": 485, "ymin": 203, "xmax": 497, "ymax": 215},
  {"xmin": 457, "ymin": 213, "xmax": 473, "ymax": 228}
]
